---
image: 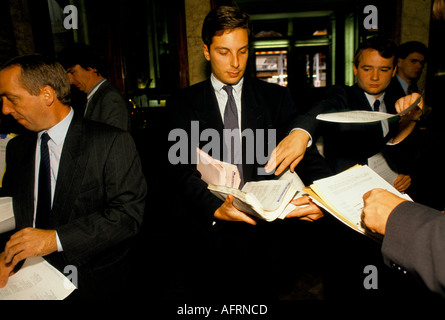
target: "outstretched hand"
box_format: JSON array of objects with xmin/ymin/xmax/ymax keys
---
[{"xmin": 265, "ymin": 130, "xmax": 310, "ymax": 176}]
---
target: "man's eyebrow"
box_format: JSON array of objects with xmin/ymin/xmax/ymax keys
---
[{"xmin": 214, "ymin": 45, "xmax": 249, "ymax": 50}]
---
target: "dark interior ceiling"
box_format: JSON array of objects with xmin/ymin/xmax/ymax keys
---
[{"xmin": 233, "ymin": 0, "xmax": 360, "ymax": 14}]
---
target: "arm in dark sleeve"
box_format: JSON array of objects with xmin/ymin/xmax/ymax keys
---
[
  {"xmin": 292, "ymin": 85, "xmax": 349, "ymax": 138},
  {"xmin": 382, "ymin": 201, "xmax": 445, "ymax": 297}
]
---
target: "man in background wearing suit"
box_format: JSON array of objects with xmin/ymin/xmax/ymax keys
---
[
  {"xmin": 0, "ymin": 54, "xmax": 147, "ymax": 300},
  {"xmin": 167, "ymin": 6, "xmax": 332, "ymax": 299},
  {"xmin": 388, "ymin": 41, "xmax": 428, "ymax": 99},
  {"xmin": 60, "ymin": 45, "xmax": 130, "ymax": 131}
]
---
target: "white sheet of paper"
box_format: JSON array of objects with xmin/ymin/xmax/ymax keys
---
[
  {"xmin": 316, "ymin": 96, "xmax": 421, "ymax": 124},
  {"xmin": 316, "ymin": 110, "xmax": 396, "ymax": 123},
  {"xmin": 368, "ymin": 153, "xmax": 398, "ymax": 185},
  {"xmin": 0, "ymin": 257, "xmax": 76, "ymax": 300},
  {"xmin": 312, "ymin": 165, "xmax": 406, "ymax": 232}
]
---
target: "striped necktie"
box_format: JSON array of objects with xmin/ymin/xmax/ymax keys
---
[{"xmin": 223, "ymin": 85, "xmax": 244, "ymax": 186}]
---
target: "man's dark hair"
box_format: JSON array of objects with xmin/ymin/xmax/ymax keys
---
[
  {"xmin": 202, "ymin": 6, "xmax": 253, "ymax": 48},
  {"xmin": 354, "ymin": 36, "xmax": 397, "ymax": 67},
  {"xmin": 396, "ymin": 41, "xmax": 428, "ymax": 60},
  {"xmin": 58, "ymin": 44, "xmax": 107, "ymax": 77},
  {"xmin": 0, "ymin": 54, "xmax": 71, "ymax": 105}
]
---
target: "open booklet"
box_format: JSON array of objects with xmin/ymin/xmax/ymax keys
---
[
  {"xmin": 316, "ymin": 96, "xmax": 421, "ymax": 123},
  {"xmin": 196, "ymin": 148, "xmax": 307, "ymax": 221},
  {"xmin": 303, "ymin": 164, "xmax": 412, "ymax": 237}
]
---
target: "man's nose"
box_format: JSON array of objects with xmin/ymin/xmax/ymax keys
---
[
  {"xmin": 1, "ymin": 98, "xmax": 11, "ymax": 115},
  {"xmin": 231, "ymin": 53, "xmax": 240, "ymax": 69}
]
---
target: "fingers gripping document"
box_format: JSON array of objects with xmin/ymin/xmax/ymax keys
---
[
  {"xmin": 316, "ymin": 96, "xmax": 421, "ymax": 123},
  {"xmin": 304, "ymin": 165, "xmax": 412, "ymax": 236}
]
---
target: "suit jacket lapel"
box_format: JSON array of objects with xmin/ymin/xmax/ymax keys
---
[
  {"xmin": 240, "ymin": 78, "xmax": 266, "ymax": 182},
  {"xmin": 51, "ymin": 117, "xmax": 88, "ymax": 227},
  {"xmin": 195, "ymin": 80, "xmax": 224, "ymax": 133},
  {"xmin": 13, "ymin": 134, "xmax": 37, "ymax": 228},
  {"xmin": 351, "ymin": 84, "xmax": 373, "ymax": 111}
]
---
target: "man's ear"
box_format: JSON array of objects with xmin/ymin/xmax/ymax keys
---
[
  {"xmin": 353, "ymin": 64, "xmax": 358, "ymax": 77},
  {"xmin": 40, "ymin": 85, "xmax": 56, "ymax": 106},
  {"xmin": 203, "ymin": 44, "xmax": 211, "ymax": 61}
]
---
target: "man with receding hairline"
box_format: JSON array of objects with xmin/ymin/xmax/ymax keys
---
[{"xmin": 0, "ymin": 54, "xmax": 146, "ymax": 300}]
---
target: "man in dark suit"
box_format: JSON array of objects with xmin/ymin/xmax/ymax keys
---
[
  {"xmin": 294, "ymin": 37, "xmax": 423, "ymax": 193},
  {"xmin": 362, "ymin": 188, "xmax": 445, "ymax": 299},
  {"xmin": 167, "ymin": 6, "xmax": 332, "ymax": 299},
  {"xmin": 287, "ymin": 37, "xmax": 425, "ymax": 300},
  {"xmin": 388, "ymin": 41, "xmax": 428, "ymax": 100},
  {"xmin": 0, "ymin": 54, "xmax": 146, "ymax": 300},
  {"xmin": 61, "ymin": 45, "xmax": 130, "ymax": 131}
]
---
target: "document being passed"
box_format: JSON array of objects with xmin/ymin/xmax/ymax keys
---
[
  {"xmin": 0, "ymin": 257, "xmax": 76, "ymax": 300},
  {"xmin": 316, "ymin": 96, "xmax": 421, "ymax": 123}
]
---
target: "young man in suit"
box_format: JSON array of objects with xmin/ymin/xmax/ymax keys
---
[
  {"xmin": 283, "ymin": 37, "xmax": 425, "ymax": 299},
  {"xmin": 61, "ymin": 45, "xmax": 130, "ymax": 131},
  {"xmin": 293, "ymin": 37, "xmax": 423, "ymax": 193},
  {"xmin": 0, "ymin": 54, "xmax": 147, "ymax": 299},
  {"xmin": 391, "ymin": 41, "xmax": 428, "ymax": 98},
  {"xmin": 167, "ymin": 6, "xmax": 332, "ymax": 299}
]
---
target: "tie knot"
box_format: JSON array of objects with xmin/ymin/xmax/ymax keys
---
[
  {"xmin": 41, "ymin": 132, "xmax": 50, "ymax": 144},
  {"xmin": 373, "ymin": 99, "xmax": 380, "ymax": 111},
  {"xmin": 223, "ymin": 85, "xmax": 233, "ymax": 96}
]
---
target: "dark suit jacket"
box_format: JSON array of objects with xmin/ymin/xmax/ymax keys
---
[
  {"xmin": 1, "ymin": 115, "xmax": 146, "ymax": 296},
  {"xmin": 295, "ymin": 84, "xmax": 412, "ymax": 174},
  {"xmin": 85, "ymin": 80, "xmax": 130, "ymax": 131},
  {"xmin": 382, "ymin": 201, "xmax": 445, "ymax": 297},
  {"xmin": 167, "ymin": 77, "xmax": 332, "ymax": 230},
  {"xmin": 386, "ymin": 77, "xmax": 407, "ymax": 102}
]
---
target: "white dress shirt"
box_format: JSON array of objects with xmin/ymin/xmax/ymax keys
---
[
  {"xmin": 364, "ymin": 92, "xmax": 389, "ymax": 137},
  {"xmin": 84, "ymin": 78, "xmax": 107, "ymax": 116},
  {"xmin": 211, "ymin": 73, "xmax": 243, "ymax": 129}
]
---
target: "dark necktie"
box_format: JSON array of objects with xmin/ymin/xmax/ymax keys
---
[
  {"xmin": 36, "ymin": 132, "xmax": 51, "ymax": 229},
  {"xmin": 407, "ymin": 85, "xmax": 412, "ymax": 95},
  {"xmin": 373, "ymin": 99, "xmax": 380, "ymax": 112},
  {"xmin": 223, "ymin": 85, "xmax": 244, "ymax": 186}
]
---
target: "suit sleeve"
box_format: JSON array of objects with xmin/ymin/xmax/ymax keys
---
[
  {"xmin": 99, "ymin": 91, "xmax": 130, "ymax": 131},
  {"xmin": 166, "ymin": 91, "xmax": 223, "ymax": 230},
  {"xmin": 292, "ymin": 85, "xmax": 348, "ymax": 138},
  {"xmin": 382, "ymin": 201, "xmax": 445, "ymax": 297},
  {"xmin": 57, "ymin": 131, "xmax": 147, "ymax": 265}
]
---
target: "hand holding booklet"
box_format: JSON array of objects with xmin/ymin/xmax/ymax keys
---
[
  {"xmin": 196, "ymin": 148, "xmax": 307, "ymax": 221},
  {"xmin": 304, "ymin": 164, "xmax": 412, "ymax": 237}
]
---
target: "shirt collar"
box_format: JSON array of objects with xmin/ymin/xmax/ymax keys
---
[
  {"xmin": 396, "ymin": 74, "xmax": 410, "ymax": 94},
  {"xmin": 87, "ymin": 78, "xmax": 107, "ymax": 100},
  {"xmin": 364, "ymin": 92, "xmax": 385, "ymax": 108},
  {"xmin": 210, "ymin": 73, "xmax": 244, "ymax": 96},
  {"xmin": 38, "ymin": 108, "xmax": 74, "ymax": 146}
]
